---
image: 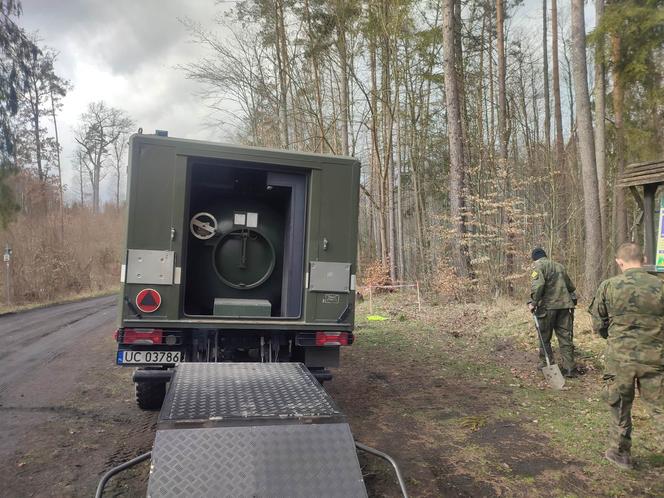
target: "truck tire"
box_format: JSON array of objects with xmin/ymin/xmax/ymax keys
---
[
  {"xmin": 308, "ymin": 368, "xmax": 333, "ymax": 385},
  {"xmin": 135, "ymin": 381, "xmax": 166, "ymax": 410}
]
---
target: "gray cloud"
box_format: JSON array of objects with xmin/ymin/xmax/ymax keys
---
[
  {"xmin": 22, "ymin": 0, "xmax": 218, "ymax": 73},
  {"xmin": 19, "ymin": 0, "xmax": 230, "ymax": 203}
]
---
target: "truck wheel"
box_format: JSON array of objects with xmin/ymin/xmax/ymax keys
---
[
  {"xmin": 308, "ymin": 368, "xmax": 333, "ymax": 385},
  {"xmin": 135, "ymin": 381, "xmax": 166, "ymax": 410}
]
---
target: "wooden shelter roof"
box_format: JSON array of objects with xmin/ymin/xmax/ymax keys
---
[{"xmin": 616, "ymin": 159, "xmax": 664, "ymax": 188}]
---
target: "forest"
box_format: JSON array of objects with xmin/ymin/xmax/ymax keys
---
[
  {"xmin": 1, "ymin": 0, "xmax": 664, "ymax": 305},
  {"xmin": 181, "ymin": 0, "xmax": 664, "ymax": 299}
]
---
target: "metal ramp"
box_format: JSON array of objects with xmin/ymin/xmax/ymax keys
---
[{"xmin": 147, "ymin": 363, "xmax": 367, "ymax": 498}]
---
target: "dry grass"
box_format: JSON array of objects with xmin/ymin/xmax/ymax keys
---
[
  {"xmin": 0, "ymin": 287, "xmax": 118, "ymax": 315},
  {"xmin": 0, "ymin": 206, "xmax": 124, "ymax": 307}
]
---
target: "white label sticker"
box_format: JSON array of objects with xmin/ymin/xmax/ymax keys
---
[
  {"xmin": 246, "ymin": 212, "xmax": 258, "ymax": 228},
  {"xmin": 120, "ymin": 264, "xmax": 126, "ymax": 283},
  {"xmin": 174, "ymin": 266, "xmax": 181, "ymax": 284},
  {"xmin": 234, "ymin": 212, "xmax": 246, "ymax": 226}
]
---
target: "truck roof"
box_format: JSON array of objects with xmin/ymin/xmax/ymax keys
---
[{"xmin": 130, "ymin": 133, "xmax": 360, "ymax": 168}]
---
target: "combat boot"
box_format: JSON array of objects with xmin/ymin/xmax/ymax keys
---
[
  {"xmin": 604, "ymin": 448, "xmax": 633, "ymax": 470},
  {"xmin": 563, "ymin": 368, "xmax": 578, "ymax": 378}
]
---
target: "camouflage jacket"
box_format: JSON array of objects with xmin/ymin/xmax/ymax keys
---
[
  {"xmin": 588, "ymin": 268, "xmax": 664, "ymax": 366},
  {"xmin": 530, "ymin": 257, "xmax": 576, "ymax": 310}
]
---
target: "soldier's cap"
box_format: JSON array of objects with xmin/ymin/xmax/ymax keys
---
[{"xmin": 531, "ymin": 247, "xmax": 547, "ymax": 261}]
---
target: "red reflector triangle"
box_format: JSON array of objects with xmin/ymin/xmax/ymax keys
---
[
  {"xmin": 140, "ymin": 292, "xmax": 157, "ymax": 307},
  {"xmin": 135, "ymin": 289, "xmax": 161, "ymax": 313}
]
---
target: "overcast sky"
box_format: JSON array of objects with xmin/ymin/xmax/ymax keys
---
[
  {"xmin": 18, "ymin": 0, "xmax": 592, "ymax": 204},
  {"xmin": 20, "ymin": 0, "xmax": 235, "ymax": 202}
]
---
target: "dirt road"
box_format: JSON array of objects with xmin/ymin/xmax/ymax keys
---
[{"xmin": 0, "ymin": 296, "xmax": 156, "ymax": 497}]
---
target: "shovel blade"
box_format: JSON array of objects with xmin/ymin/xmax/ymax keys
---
[{"xmin": 542, "ymin": 364, "xmax": 566, "ymax": 390}]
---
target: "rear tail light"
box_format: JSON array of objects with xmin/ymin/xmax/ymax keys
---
[
  {"xmin": 315, "ymin": 331, "xmax": 349, "ymax": 347},
  {"xmin": 121, "ymin": 328, "xmax": 164, "ymax": 345}
]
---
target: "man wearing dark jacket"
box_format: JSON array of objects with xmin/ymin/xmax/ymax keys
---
[{"xmin": 528, "ymin": 248, "xmax": 577, "ymax": 377}]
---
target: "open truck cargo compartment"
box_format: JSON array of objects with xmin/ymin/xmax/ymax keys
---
[
  {"xmin": 120, "ymin": 134, "xmax": 361, "ymax": 329},
  {"xmin": 146, "ymin": 363, "xmax": 367, "ymax": 497}
]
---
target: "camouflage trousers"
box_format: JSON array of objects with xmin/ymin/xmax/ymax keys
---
[
  {"xmin": 603, "ymin": 361, "xmax": 664, "ymax": 453},
  {"xmin": 536, "ymin": 309, "xmax": 575, "ymax": 371}
]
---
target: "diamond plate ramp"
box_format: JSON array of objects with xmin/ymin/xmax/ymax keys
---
[
  {"xmin": 147, "ymin": 423, "xmax": 367, "ymax": 498},
  {"xmin": 160, "ymin": 362, "xmax": 342, "ymax": 426}
]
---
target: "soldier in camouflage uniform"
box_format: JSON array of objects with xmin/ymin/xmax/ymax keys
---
[
  {"xmin": 528, "ymin": 248, "xmax": 578, "ymax": 377},
  {"xmin": 588, "ymin": 242, "xmax": 664, "ymax": 470}
]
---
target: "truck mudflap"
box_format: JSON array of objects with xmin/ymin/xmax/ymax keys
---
[{"xmin": 147, "ymin": 362, "xmax": 367, "ymax": 497}]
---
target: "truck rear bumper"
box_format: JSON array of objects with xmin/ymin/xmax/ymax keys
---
[{"xmin": 122, "ymin": 319, "xmax": 353, "ymax": 331}]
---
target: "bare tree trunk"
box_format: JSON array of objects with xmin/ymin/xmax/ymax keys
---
[
  {"xmin": 93, "ymin": 166, "xmax": 100, "ymax": 213},
  {"xmin": 488, "ymin": 12, "xmax": 496, "ymax": 149},
  {"xmin": 478, "ymin": 11, "xmax": 486, "ymax": 168},
  {"xmin": 551, "ymin": 0, "xmax": 567, "ymax": 249},
  {"xmin": 542, "ymin": 0, "xmax": 551, "ymax": 151},
  {"xmin": 530, "ymin": 60, "xmax": 541, "ymax": 144},
  {"xmin": 380, "ymin": 16, "xmax": 396, "ymax": 282},
  {"xmin": 496, "ymin": 0, "xmax": 507, "ymax": 160},
  {"xmin": 395, "ymin": 94, "xmax": 405, "ymax": 280},
  {"xmin": 611, "ymin": 34, "xmax": 628, "ymax": 246},
  {"xmin": 335, "ymin": 0, "xmax": 350, "ymax": 156},
  {"xmin": 79, "ymin": 165, "xmax": 84, "ymax": 205},
  {"xmin": 571, "ymin": 0, "xmax": 603, "ymax": 293},
  {"xmin": 551, "ymin": 0, "xmax": 564, "ymax": 167},
  {"xmin": 50, "ymin": 88, "xmax": 64, "ymax": 241},
  {"xmin": 115, "ymin": 168, "xmax": 120, "ymax": 207},
  {"xmin": 454, "ymin": 0, "xmax": 470, "ymax": 168},
  {"xmin": 562, "ymin": 35, "xmax": 575, "ymax": 133},
  {"xmin": 30, "ymin": 81, "xmax": 45, "ymax": 184},
  {"xmin": 496, "ymin": 0, "xmax": 513, "ymax": 289},
  {"xmin": 443, "ymin": 0, "xmax": 473, "ymax": 278},
  {"xmin": 517, "ymin": 57, "xmax": 533, "ymax": 163},
  {"xmin": 303, "ymin": 0, "xmax": 325, "ymax": 152},
  {"xmin": 594, "ymin": 0, "xmax": 608, "ymax": 251},
  {"xmin": 275, "ymin": 0, "xmax": 290, "ymax": 148},
  {"xmin": 368, "ymin": 28, "xmax": 387, "ymax": 267}
]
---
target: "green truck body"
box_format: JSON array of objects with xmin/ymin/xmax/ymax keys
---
[{"xmin": 115, "ymin": 133, "xmax": 360, "ymax": 409}]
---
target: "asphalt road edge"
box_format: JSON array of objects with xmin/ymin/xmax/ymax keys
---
[{"xmin": 0, "ymin": 289, "xmax": 119, "ymax": 317}]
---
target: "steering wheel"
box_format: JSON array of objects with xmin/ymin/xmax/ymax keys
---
[{"xmin": 190, "ymin": 212, "xmax": 218, "ymax": 240}]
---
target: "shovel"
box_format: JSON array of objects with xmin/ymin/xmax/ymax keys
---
[{"xmin": 532, "ymin": 314, "xmax": 566, "ymax": 390}]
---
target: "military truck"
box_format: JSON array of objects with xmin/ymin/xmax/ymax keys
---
[{"xmin": 115, "ymin": 132, "xmax": 360, "ymax": 409}]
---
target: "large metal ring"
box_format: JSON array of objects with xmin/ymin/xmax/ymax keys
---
[{"xmin": 212, "ymin": 228, "xmax": 276, "ymax": 290}]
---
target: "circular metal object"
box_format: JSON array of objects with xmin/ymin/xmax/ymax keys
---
[
  {"xmin": 190, "ymin": 212, "xmax": 218, "ymax": 240},
  {"xmin": 212, "ymin": 228, "xmax": 276, "ymax": 290}
]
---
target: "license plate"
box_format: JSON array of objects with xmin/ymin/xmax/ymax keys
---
[{"xmin": 118, "ymin": 350, "xmax": 181, "ymax": 364}]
